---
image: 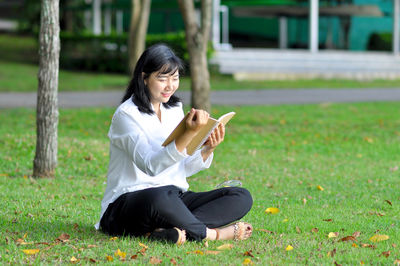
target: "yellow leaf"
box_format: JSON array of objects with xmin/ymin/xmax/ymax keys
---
[
  {"xmin": 265, "ymin": 207, "xmax": 280, "ymax": 214},
  {"xmin": 286, "ymin": 245, "xmax": 294, "ymax": 251},
  {"xmin": 217, "ymin": 243, "xmax": 233, "ymax": 250},
  {"xmin": 22, "ymin": 249, "xmax": 40, "ymax": 255},
  {"xmin": 282, "ymin": 218, "xmax": 288, "ymax": 223},
  {"xmin": 369, "ymin": 234, "xmax": 389, "ymax": 242},
  {"xmin": 352, "ymin": 243, "xmax": 359, "ymax": 248},
  {"xmin": 317, "ymin": 185, "xmax": 324, "ymax": 191},
  {"xmin": 328, "ymin": 232, "xmax": 338, "ymax": 238},
  {"xmin": 364, "ymin": 137, "xmax": 374, "ymax": 143},
  {"xmin": 139, "ymin": 242, "xmax": 148, "ymax": 249},
  {"xmin": 70, "ymin": 256, "xmax": 79, "ymax": 263},
  {"xmin": 106, "ymin": 255, "xmax": 113, "ymax": 262},
  {"xmin": 109, "ymin": 236, "xmax": 118, "ymax": 241},
  {"xmin": 114, "ymin": 249, "xmax": 126, "ymax": 259},
  {"xmin": 194, "ymin": 250, "xmax": 204, "ymax": 255},
  {"xmin": 243, "ymin": 258, "xmax": 253, "ymax": 265}
]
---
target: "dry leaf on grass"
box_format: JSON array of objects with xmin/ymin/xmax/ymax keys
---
[
  {"xmin": 70, "ymin": 256, "xmax": 79, "ymax": 263},
  {"xmin": 339, "ymin": 236, "xmax": 356, "ymax": 242},
  {"xmin": 328, "ymin": 232, "xmax": 339, "ymax": 238},
  {"xmin": 22, "ymin": 249, "xmax": 40, "ymax": 255},
  {"xmin": 370, "ymin": 235, "xmax": 389, "ymax": 242},
  {"xmin": 114, "ymin": 249, "xmax": 126, "ymax": 259},
  {"xmin": 265, "ymin": 207, "xmax": 279, "ymax": 214},
  {"xmin": 217, "ymin": 244, "xmax": 233, "ymax": 250},
  {"xmin": 385, "ymin": 200, "xmax": 393, "ymax": 206},
  {"xmin": 286, "ymin": 245, "xmax": 294, "ymax": 251},
  {"xmin": 149, "ymin": 256, "xmax": 162, "ymax": 264},
  {"xmin": 243, "ymin": 258, "xmax": 253, "ymax": 265},
  {"xmin": 243, "ymin": 250, "xmax": 254, "ymax": 257},
  {"xmin": 352, "ymin": 231, "xmax": 361, "ymax": 238},
  {"xmin": 311, "ymin": 228, "xmax": 319, "ymax": 233},
  {"xmin": 258, "ymin": 229, "xmax": 274, "ymax": 234},
  {"xmin": 205, "ymin": 250, "xmax": 221, "ymax": 255},
  {"xmin": 380, "ymin": 251, "xmax": 391, "ymax": 258},
  {"xmin": 316, "ymin": 185, "xmax": 324, "ymax": 191},
  {"xmin": 106, "ymin": 255, "xmax": 113, "ymax": 262},
  {"xmin": 55, "ymin": 233, "xmax": 70, "ymax": 243}
]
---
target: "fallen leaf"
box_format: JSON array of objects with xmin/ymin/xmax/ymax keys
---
[
  {"xmin": 89, "ymin": 258, "xmax": 97, "ymax": 263},
  {"xmin": 265, "ymin": 207, "xmax": 279, "ymax": 214},
  {"xmin": 352, "ymin": 231, "xmax": 361, "ymax": 238},
  {"xmin": 282, "ymin": 218, "xmax": 288, "ymax": 223},
  {"xmin": 73, "ymin": 223, "xmax": 79, "ymax": 230},
  {"xmin": 217, "ymin": 244, "xmax": 233, "ymax": 250},
  {"xmin": 352, "ymin": 243, "xmax": 358, "ymax": 248},
  {"xmin": 87, "ymin": 244, "xmax": 97, "ymax": 248},
  {"xmin": 243, "ymin": 258, "xmax": 253, "ymax": 265},
  {"xmin": 131, "ymin": 255, "xmax": 138, "ymax": 260},
  {"xmin": 258, "ymin": 229, "xmax": 274, "ymax": 234},
  {"xmin": 334, "ymin": 261, "xmax": 342, "ymax": 266},
  {"xmin": 392, "ymin": 243, "xmax": 397, "ymax": 248},
  {"xmin": 381, "ymin": 251, "xmax": 391, "ymax": 258},
  {"xmin": 328, "ymin": 232, "xmax": 339, "ymax": 238},
  {"xmin": 339, "ymin": 236, "xmax": 356, "ymax": 242},
  {"xmin": 139, "ymin": 242, "xmax": 148, "ymax": 249},
  {"xmin": 323, "ymin": 219, "xmax": 333, "ymax": 222},
  {"xmin": 286, "ymin": 245, "xmax": 294, "ymax": 251},
  {"xmin": 70, "ymin": 256, "xmax": 79, "ymax": 263},
  {"xmin": 205, "ymin": 250, "xmax": 221, "ymax": 255},
  {"xmin": 327, "ymin": 248, "xmax": 336, "ymax": 257},
  {"xmin": 243, "ymin": 250, "xmax": 254, "ymax": 257},
  {"xmin": 106, "ymin": 255, "xmax": 113, "ymax": 262},
  {"xmin": 317, "ymin": 185, "xmax": 324, "ymax": 191},
  {"xmin": 149, "ymin": 256, "xmax": 162, "ymax": 264},
  {"xmin": 370, "ymin": 235, "xmax": 389, "ymax": 242},
  {"xmin": 394, "ymin": 259, "xmax": 400, "ymax": 265},
  {"xmin": 170, "ymin": 258, "xmax": 177, "ymax": 264},
  {"xmin": 16, "ymin": 238, "xmax": 32, "ymax": 245},
  {"xmin": 296, "ymin": 226, "xmax": 301, "ymax": 234},
  {"xmin": 302, "ymin": 198, "xmax": 307, "ymax": 205},
  {"xmin": 109, "ymin": 236, "xmax": 118, "ymax": 241},
  {"xmin": 22, "ymin": 249, "xmax": 40, "ymax": 255},
  {"xmin": 364, "ymin": 137, "xmax": 374, "ymax": 143},
  {"xmin": 114, "ymin": 249, "xmax": 126, "ymax": 259},
  {"xmin": 56, "ymin": 233, "xmax": 70, "ymax": 242},
  {"xmin": 385, "ymin": 200, "xmax": 393, "ymax": 206},
  {"xmin": 360, "ymin": 243, "xmax": 376, "ymax": 249},
  {"xmin": 311, "ymin": 228, "xmax": 319, "ymax": 233},
  {"xmin": 390, "ymin": 166, "xmax": 399, "ymax": 172}
]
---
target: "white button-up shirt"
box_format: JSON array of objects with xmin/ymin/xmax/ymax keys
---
[{"xmin": 95, "ymin": 99, "xmax": 213, "ymax": 229}]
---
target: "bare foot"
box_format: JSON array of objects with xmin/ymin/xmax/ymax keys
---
[{"xmin": 213, "ymin": 222, "xmax": 253, "ymax": 241}]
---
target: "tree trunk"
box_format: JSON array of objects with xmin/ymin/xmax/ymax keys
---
[
  {"xmin": 177, "ymin": 0, "xmax": 212, "ymax": 112},
  {"xmin": 129, "ymin": 0, "xmax": 151, "ymax": 74},
  {"xmin": 33, "ymin": 0, "xmax": 60, "ymax": 178}
]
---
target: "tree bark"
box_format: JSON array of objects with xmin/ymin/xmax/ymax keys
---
[
  {"xmin": 129, "ymin": 0, "xmax": 151, "ymax": 74},
  {"xmin": 33, "ymin": 0, "xmax": 60, "ymax": 178},
  {"xmin": 177, "ymin": 0, "xmax": 212, "ymax": 112}
]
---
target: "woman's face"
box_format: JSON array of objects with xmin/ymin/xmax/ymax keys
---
[{"xmin": 144, "ymin": 69, "xmax": 180, "ymax": 106}]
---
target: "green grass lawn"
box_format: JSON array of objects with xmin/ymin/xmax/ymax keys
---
[
  {"xmin": 1, "ymin": 33, "xmax": 400, "ymax": 92},
  {"xmin": 1, "ymin": 103, "xmax": 399, "ymax": 264}
]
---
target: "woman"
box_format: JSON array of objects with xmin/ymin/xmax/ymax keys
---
[{"xmin": 96, "ymin": 44, "xmax": 253, "ymax": 244}]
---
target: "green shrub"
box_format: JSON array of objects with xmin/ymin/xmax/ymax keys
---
[
  {"xmin": 367, "ymin": 32, "xmax": 392, "ymax": 51},
  {"xmin": 60, "ymin": 31, "xmax": 203, "ymax": 73}
]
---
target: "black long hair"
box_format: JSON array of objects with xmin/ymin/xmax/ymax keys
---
[{"xmin": 121, "ymin": 44, "xmax": 184, "ymax": 114}]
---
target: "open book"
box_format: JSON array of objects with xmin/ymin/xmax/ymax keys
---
[{"xmin": 162, "ymin": 111, "xmax": 236, "ymax": 155}]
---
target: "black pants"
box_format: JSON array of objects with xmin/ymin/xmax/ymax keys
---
[{"xmin": 100, "ymin": 185, "xmax": 253, "ymax": 241}]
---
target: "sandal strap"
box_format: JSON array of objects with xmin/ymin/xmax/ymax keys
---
[{"xmin": 233, "ymin": 223, "xmax": 239, "ymax": 241}]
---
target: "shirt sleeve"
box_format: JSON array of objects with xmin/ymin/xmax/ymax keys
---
[
  {"xmin": 109, "ymin": 111, "xmax": 188, "ymax": 176},
  {"xmin": 183, "ymin": 148, "xmax": 213, "ymax": 177}
]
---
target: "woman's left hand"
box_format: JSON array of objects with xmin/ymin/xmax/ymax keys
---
[
  {"xmin": 204, "ymin": 123, "xmax": 225, "ymax": 149},
  {"xmin": 201, "ymin": 123, "xmax": 225, "ymax": 162}
]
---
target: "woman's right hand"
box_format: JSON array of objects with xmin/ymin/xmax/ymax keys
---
[{"xmin": 185, "ymin": 108, "xmax": 209, "ymax": 133}]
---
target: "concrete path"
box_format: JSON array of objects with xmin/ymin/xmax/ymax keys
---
[{"xmin": 1, "ymin": 88, "xmax": 400, "ymax": 108}]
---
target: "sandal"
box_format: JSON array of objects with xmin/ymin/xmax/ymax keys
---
[
  {"xmin": 148, "ymin": 227, "xmax": 186, "ymax": 245},
  {"xmin": 215, "ymin": 222, "xmax": 252, "ymax": 241}
]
